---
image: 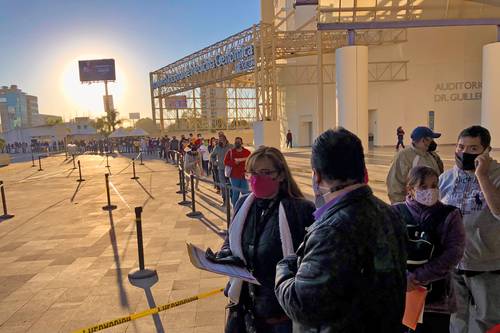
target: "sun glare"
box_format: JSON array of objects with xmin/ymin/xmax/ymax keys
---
[{"xmin": 59, "ymin": 57, "xmax": 126, "ymax": 118}]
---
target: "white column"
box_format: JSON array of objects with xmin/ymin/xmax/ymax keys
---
[
  {"xmin": 481, "ymin": 42, "xmax": 500, "ymax": 148},
  {"xmin": 335, "ymin": 45, "xmax": 369, "ymax": 150}
]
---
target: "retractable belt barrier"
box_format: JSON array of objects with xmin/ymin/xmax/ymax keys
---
[{"xmin": 71, "ymin": 288, "xmax": 224, "ymax": 333}]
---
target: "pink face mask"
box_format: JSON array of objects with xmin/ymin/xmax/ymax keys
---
[{"xmin": 250, "ymin": 175, "xmax": 280, "ymax": 198}]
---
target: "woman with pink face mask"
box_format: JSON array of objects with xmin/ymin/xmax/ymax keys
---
[
  {"xmin": 208, "ymin": 146, "xmax": 315, "ymax": 333},
  {"xmin": 392, "ymin": 166, "xmax": 465, "ymax": 333}
]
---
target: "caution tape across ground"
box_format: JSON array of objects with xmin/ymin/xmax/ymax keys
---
[{"xmin": 72, "ymin": 287, "xmax": 224, "ymax": 333}]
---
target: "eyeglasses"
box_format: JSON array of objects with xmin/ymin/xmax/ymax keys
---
[{"xmin": 245, "ymin": 170, "xmax": 279, "ymax": 180}]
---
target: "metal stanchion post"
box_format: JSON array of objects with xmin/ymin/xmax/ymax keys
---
[
  {"xmin": 176, "ymin": 165, "xmax": 184, "ymax": 194},
  {"xmin": 128, "ymin": 207, "xmax": 158, "ymax": 281},
  {"xmin": 140, "ymin": 152, "xmax": 144, "ymax": 165},
  {"xmin": 0, "ymin": 181, "xmax": 14, "ymax": 220},
  {"xmin": 72, "ymin": 155, "xmax": 77, "ymax": 169},
  {"xmin": 105, "ymin": 153, "xmax": 110, "ymax": 168},
  {"xmin": 186, "ymin": 174, "xmax": 202, "ymax": 218},
  {"xmin": 31, "ymin": 153, "xmax": 35, "ymax": 167},
  {"xmin": 65, "ymin": 150, "xmax": 68, "ymax": 160},
  {"xmin": 178, "ymin": 170, "xmax": 191, "ymax": 206},
  {"xmin": 77, "ymin": 160, "xmax": 85, "ymax": 182},
  {"xmin": 102, "ymin": 174, "xmax": 117, "ymax": 211},
  {"xmin": 131, "ymin": 158, "xmax": 139, "ymax": 180},
  {"xmin": 225, "ymin": 183, "xmax": 231, "ymax": 228},
  {"xmin": 38, "ymin": 156, "xmax": 43, "ymax": 171}
]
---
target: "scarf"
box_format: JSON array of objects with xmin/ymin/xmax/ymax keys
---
[{"xmin": 227, "ymin": 193, "xmax": 294, "ymax": 304}]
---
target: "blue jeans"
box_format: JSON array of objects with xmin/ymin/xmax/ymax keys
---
[{"xmin": 230, "ymin": 177, "xmax": 248, "ymax": 207}]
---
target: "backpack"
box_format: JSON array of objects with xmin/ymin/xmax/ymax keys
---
[{"xmin": 393, "ymin": 202, "xmax": 457, "ymax": 303}]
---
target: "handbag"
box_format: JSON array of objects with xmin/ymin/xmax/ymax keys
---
[
  {"xmin": 225, "ymin": 302, "xmax": 257, "ymax": 333},
  {"xmin": 224, "ymin": 149, "xmax": 233, "ymax": 178}
]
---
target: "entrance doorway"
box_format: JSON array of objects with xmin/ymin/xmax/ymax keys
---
[
  {"xmin": 368, "ymin": 109, "xmax": 378, "ymax": 148},
  {"xmin": 299, "ymin": 117, "xmax": 313, "ymax": 146}
]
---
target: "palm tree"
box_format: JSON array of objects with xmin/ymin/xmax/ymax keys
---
[{"xmin": 106, "ymin": 108, "xmax": 122, "ymax": 132}]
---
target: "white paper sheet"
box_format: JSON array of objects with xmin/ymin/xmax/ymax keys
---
[{"xmin": 186, "ymin": 243, "xmax": 260, "ymax": 285}]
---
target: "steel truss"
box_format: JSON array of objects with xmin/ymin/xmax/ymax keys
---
[{"xmin": 150, "ymin": 6, "xmax": 411, "ymax": 132}]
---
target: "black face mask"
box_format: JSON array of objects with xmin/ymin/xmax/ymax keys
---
[
  {"xmin": 428, "ymin": 141, "xmax": 437, "ymax": 152},
  {"xmin": 455, "ymin": 152, "xmax": 480, "ymax": 171},
  {"xmin": 234, "ymin": 143, "xmax": 242, "ymax": 149}
]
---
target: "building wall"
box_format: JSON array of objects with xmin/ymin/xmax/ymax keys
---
[
  {"xmin": 279, "ymin": 25, "xmax": 497, "ymax": 147},
  {"xmin": 0, "ymin": 85, "xmax": 39, "ymax": 130}
]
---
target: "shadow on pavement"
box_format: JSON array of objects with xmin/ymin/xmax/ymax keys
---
[{"xmin": 129, "ymin": 274, "xmax": 165, "ymax": 333}]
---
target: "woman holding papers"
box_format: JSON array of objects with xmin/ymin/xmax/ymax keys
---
[
  {"xmin": 209, "ymin": 146, "xmax": 315, "ymax": 333},
  {"xmin": 392, "ymin": 166, "xmax": 465, "ymax": 333}
]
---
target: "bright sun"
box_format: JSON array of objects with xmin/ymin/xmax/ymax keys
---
[{"xmin": 59, "ymin": 57, "xmax": 126, "ymax": 118}]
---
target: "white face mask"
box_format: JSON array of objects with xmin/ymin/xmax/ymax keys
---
[{"xmin": 414, "ymin": 188, "xmax": 439, "ymax": 206}]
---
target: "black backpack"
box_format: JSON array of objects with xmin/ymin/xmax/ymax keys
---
[{"xmin": 393, "ymin": 203, "xmax": 457, "ymax": 302}]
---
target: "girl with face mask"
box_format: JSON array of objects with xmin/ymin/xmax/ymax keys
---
[
  {"xmin": 392, "ymin": 166, "xmax": 465, "ymax": 333},
  {"xmin": 208, "ymin": 147, "xmax": 315, "ymax": 333}
]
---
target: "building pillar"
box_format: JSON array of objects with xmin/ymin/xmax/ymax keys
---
[
  {"xmin": 481, "ymin": 41, "xmax": 500, "ymax": 148},
  {"xmin": 335, "ymin": 45, "xmax": 369, "ymax": 150}
]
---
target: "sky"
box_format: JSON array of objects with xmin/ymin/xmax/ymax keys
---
[{"xmin": 0, "ymin": 0, "xmax": 260, "ymax": 121}]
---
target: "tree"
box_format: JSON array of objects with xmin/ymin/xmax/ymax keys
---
[
  {"xmin": 135, "ymin": 118, "xmax": 160, "ymax": 136},
  {"xmin": 106, "ymin": 109, "xmax": 122, "ymax": 132},
  {"xmin": 46, "ymin": 118, "xmax": 63, "ymax": 125},
  {"xmin": 90, "ymin": 117, "xmax": 110, "ymax": 136}
]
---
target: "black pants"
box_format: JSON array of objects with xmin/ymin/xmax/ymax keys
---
[
  {"xmin": 396, "ymin": 139, "xmax": 405, "ymax": 149},
  {"xmin": 286, "ymin": 140, "xmax": 292, "ymax": 148}
]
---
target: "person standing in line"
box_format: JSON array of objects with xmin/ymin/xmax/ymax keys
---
[
  {"xmin": 198, "ymin": 139, "xmax": 210, "ymax": 177},
  {"xmin": 397, "ymin": 126, "xmax": 406, "ymax": 150},
  {"xmin": 439, "ymin": 126, "xmax": 500, "ymax": 333},
  {"xmin": 208, "ymin": 137, "xmax": 220, "ymax": 192},
  {"xmin": 169, "ymin": 136, "xmax": 179, "ymax": 164},
  {"xmin": 393, "ymin": 166, "xmax": 465, "ymax": 333},
  {"xmin": 224, "ymin": 137, "xmax": 251, "ymax": 206},
  {"xmin": 207, "ymin": 146, "xmax": 316, "ymax": 333},
  {"xmin": 387, "ymin": 126, "xmax": 444, "ymax": 203},
  {"xmin": 275, "ymin": 127, "xmax": 408, "ymax": 333},
  {"xmin": 210, "ymin": 134, "xmax": 233, "ymax": 207},
  {"xmin": 286, "ymin": 130, "xmax": 293, "ymax": 149},
  {"xmin": 183, "ymin": 144, "xmax": 202, "ymax": 191}
]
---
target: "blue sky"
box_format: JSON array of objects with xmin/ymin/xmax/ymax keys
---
[{"xmin": 0, "ymin": 0, "xmax": 260, "ymax": 120}]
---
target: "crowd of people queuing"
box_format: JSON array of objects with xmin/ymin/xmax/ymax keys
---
[
  {"xmin": 203, "ymin": 125, "xmax": 499, "ymax": 333},
  {"xmin": 0, "ymin": 140, "xmax": 65, "ymax": 154}
]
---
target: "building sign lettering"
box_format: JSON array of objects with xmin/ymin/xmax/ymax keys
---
[
  {"xmin": 152, "ymin": 45, "xmax": 254, "ymax": 88},
  {"xmin": 434, "ymin": 81, "xmax": 482, "ymax": 103}
]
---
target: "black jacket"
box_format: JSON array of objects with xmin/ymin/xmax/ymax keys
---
[
  {"xmin": 222, "ymin": 194, "xmax": 315, "ymax": 320},
  {"xmin": 275, "ymin": 186, "xmax": 408, "ymax": 333}
]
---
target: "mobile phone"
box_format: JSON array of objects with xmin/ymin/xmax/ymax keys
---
[{"xmin": 475, "ymin": 146, "xmax": 492, "ymax": 167}]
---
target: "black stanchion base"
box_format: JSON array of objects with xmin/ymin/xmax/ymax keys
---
[
  {"xmin": 187, "ymin": 211, "xmax": 203, "ymax": 218},
  {"xmin": 77, "ymin": 179, "xmax": 85, "ymax": 182},
  {"xmin": 140, "ymin": 162, "xmax": 144, "ymax": 166},
  {"xmin": 31, "ymin": 164, "xmax": 36, "ymax": 168},
  {"xmin": 38, "ymin": 169, "xmax": 43, "ymax": 172},
  {"xmin": 128, "ymin": 268, "xmax": 158, "ymax": 281},
  {"xmin": 131, "ymin": 176, "xmax": 140, "ymax": 180},
  {"xmin": 72, "ymin": 167, "xmax": 77, "ymax": 170},
  {"xmin": 102, "ymin": 205, "xmax": 117, "ymax": 211},
  {"xmin": 0, "ymin": 214, "xmax": 14, "ymax": 221},
  {"xmin": 178, "ymin": 200, "xmax": 191, "ymax": 206},
  {"xmin": 176, "ymin": 182, "xmax": 181, "ymax": 186},
  {"xmin": 176, "ymin": 190, "xmax": 187, "ymax": 194}
]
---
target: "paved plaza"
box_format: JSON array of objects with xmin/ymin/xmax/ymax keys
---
[{"xmin": 0, "ymin": 146, "xmax": 498, "ymax": 333}]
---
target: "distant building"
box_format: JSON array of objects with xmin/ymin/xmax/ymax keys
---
[
  {"xmin": 0, "ymin": 85, "xmax": 37, "ymax": 131},
  {"xmin": 0, "ymin": 117, "xmax": 97, "ymax": 145}
]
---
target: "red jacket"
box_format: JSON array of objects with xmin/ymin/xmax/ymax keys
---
[{"xmin": 224, "ymin": 147, "xmax": 251, "ymax": 179}]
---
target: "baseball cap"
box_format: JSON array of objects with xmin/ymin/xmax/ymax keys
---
[{"xmin": 411, "ymin": 126, "xmax": 441, "ymax": 141}]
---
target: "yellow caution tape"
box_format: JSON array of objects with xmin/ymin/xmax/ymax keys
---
[{"xmin": 72, "ymin": 287, "xmax": 224, "ymax": 333}]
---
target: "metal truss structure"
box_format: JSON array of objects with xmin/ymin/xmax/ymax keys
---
[{"xmin": 150, "ymin": 5, "xmax": 413, "ymax": 132}]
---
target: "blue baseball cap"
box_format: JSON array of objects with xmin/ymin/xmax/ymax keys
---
[{"xmin": 410, "ymin": 126, "xmax": 441, "ymax": 141}]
